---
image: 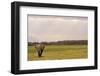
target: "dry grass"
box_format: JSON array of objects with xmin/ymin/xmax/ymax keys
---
[{"xmin": 28, "ymin": 45, "xmax": 88, "ymax": 61}]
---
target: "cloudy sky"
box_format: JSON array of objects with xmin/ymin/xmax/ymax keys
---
[{"xmin": 28, "ymin": 15, "xmax": 88, "ymax": 42}]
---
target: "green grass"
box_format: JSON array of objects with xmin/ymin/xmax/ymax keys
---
[{"xmin": 28, "ymin": 45, "xmax": 88, "ymax": 61}]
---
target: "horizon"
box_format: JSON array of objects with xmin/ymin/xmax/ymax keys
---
[{"xmin": 28, "ymin": 40, "xmax": 88, "ymax": 43}]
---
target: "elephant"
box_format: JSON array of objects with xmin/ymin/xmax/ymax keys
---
[{"xmin": 34, "ymin": 43, "xmax": 45, "ymax": 57}]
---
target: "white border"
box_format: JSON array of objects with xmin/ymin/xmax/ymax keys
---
[{"xmin": 20, "ymin": 6, "xmax": 95, "ymax": 70}]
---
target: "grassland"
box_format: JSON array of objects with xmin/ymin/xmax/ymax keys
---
[{"xmin": 28, "ymin": 45, "xmax": 88, "ymax": 61}]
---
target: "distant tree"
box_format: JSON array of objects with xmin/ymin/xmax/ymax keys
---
[{"xmin": 28, "ymin": 40, "xmax": 88, "ymax": 46}]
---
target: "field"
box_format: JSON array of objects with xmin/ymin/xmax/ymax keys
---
[{"xmin": 28, "ymin": 45, "xmax": 88, "ymax": 61}]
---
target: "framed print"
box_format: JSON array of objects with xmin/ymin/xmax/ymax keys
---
[{"xmin": 11, "ymin": 1, "xmax": 98, "ymax": 74}]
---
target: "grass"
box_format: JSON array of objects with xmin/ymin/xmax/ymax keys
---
[{"xmin": 28, "ymin": 45, "xmax": 88, "ymax": 61}]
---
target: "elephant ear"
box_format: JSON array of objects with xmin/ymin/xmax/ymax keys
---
[
  {"xmin": 34, "ymin": 44, "xmax": 38, "ymax": 49},
  {"xmin": 40, "ymin": 44, "xmax": 45, "ymax": 49},
  {"xmin": 35, "ymin": 44, "xmax": 40, "ymax": 49}
]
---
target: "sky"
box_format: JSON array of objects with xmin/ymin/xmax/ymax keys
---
[{"xmin": 28, "ymin": 15, "xmax": 88, "ymax": 42}]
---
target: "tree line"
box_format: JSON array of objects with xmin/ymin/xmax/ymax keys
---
[{"xmin": 28, "ymin": 40, "xmax": 88, "ymax": 46}]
